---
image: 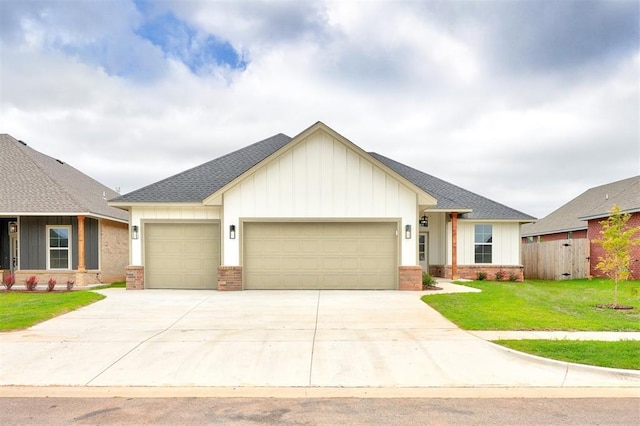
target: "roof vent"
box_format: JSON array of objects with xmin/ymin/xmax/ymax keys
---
[
  {"xmin": 56, "ymin": 159, "xmax": 64, "ymax": 165},
  {"xmin": 18, "ymin": 140, "xmax": 27, "ymax": 146},
  {"xmin": 605, "ymin": 193, "xmax": 609, "ymax": 200}
]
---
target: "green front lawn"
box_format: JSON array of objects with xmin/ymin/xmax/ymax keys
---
[
  {"xmin": 0, "ymin": 291, "xmax": 105, "ymax": 331},
  {"xmin": 422, "ymin": 279, "xmax": 640, "ymax": 370},
  {"xmin": 496, "ymin": 340, "xmax": 640, "ymax": 370},
  {"xmin": 422, "ymin": 279, "xmax": 640, "ymax": 331}
]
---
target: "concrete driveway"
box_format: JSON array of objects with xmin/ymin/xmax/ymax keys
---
[{"xmin": 0, "ymin": 288, "xmax": 638, "ymax": 388}]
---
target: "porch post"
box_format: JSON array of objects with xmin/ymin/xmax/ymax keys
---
[
  {"xmin": 77, "ymin": 215, "xmax": 86, "ymax": 271},
  {"xmin": 451, "ymin": 212, "xmax": 458, "ymax": 280}
]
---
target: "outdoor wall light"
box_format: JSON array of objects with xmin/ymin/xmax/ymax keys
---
[
  {"xmin": 405, "ymin": 224, "xmax": 411, "ymax": 239},
  {"xmin": 131, "ymin": 225, "xmax": 139, "ymax": 240},
  {"xmin": 229, "ymin": 224, "xmax": 236, "ymax": 239},
  {"xmin": 419, "ymin": 215, "xmax": 429, "ymax": 227},
  {"xmin": 8, "ymin": 221, "xmax": 18, "ymax": 234}
]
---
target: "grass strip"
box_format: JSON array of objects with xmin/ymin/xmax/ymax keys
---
[
  {"xmin": 0, "ymin": 291, "xmax": 105, "ymax": 331},
  {"xmin": 495, "ymin": 339, "xmax": 640, "ymax": 370}
]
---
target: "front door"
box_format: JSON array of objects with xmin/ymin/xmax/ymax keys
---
[{"xmin": 419, "ymin": 233, "xmax": 429, "ymax": 272}]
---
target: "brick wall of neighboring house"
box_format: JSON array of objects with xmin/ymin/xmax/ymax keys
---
[
  {"xmin": 431, "ymin": 264, "xmax": 524, "ymax": 282},
  {"xmin": 218, "ymin": 266, "xmax": 242, "ymax": 290},
  {"xmin": 521, "ymin": 229, "xmax": 587, "ymax": 244},
  {"xmin": 100, "ymin": 220, "xmax": 128, "ymax": 283},
  {"xmin": 588, "ymin": 212, "xmax": 640, "ymax": 280},
  {"xmin": 399, "ymin": 266, "xmax": 422, "ymax": 290}
]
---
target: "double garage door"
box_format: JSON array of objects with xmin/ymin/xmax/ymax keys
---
[
  {"xmin": 145, "ymin": 221, "xmax": 398, "ymax": 290},
  {"xmin": 145, "ymin": 223, "xmax": 220, "ymax": 289},
  {"xmin": 244, "ymin": 222, "xmax": 398, "ymax": 290}
]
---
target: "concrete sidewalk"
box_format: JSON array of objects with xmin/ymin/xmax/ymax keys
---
[{"xmin": 0, "ymin": 287, "xmax": 638, "ymax": 391}]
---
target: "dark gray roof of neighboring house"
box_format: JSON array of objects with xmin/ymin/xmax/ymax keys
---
[
  {"xmin": 112, "ymin": 130, "xmax": 535, "ymax": 221},
  {"xmin": 111, "ymin": 133, "xmax": 293, "ymax": 203},
  {"xmin": 521, "ymin": 176, "xmax": 639, "ymax": 237},
  {"xmin": 370, "ymin": 153, "xmax": 536, "ymax": 221},
  {"xmin": 0, "ymin": 134, "xmax": 128, "ymax": 222}
]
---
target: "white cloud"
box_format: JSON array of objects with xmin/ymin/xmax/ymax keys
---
[{"xmin": 0, "ymin": 0, "xmax": 637, "ymax": 219}]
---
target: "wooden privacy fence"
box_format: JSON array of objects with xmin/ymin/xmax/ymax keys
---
[{"xmin": 521, "ymin": 239, "xmax": 590, "ymax": 280}]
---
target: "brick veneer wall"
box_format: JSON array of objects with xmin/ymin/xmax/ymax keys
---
[
  {"xmin": 218, "ymin": 266, "xmax": 242, "ymax": 291},
  {"xmin": 398, "ymin": 266, "xmax": 422, "ymax": 290},
  {"xmin": 521, "ymin": 229, "xmax": 587, "ymax": 243},
  {"xmin": 431, "ymin": 264, "xmax": 524, "ymax": 282},
  {"xmin": 588, "ymin": 212, "xmax": 640, "ymax": 280},
  {"xmin": 125, "ymin": 265, "xmax": 144, "ymax": 290},
  {"xmin": 100, "ymin": 220, "xmax": 128, "ymax": 282}
]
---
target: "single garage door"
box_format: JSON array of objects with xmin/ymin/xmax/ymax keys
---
[
  {"xmin": 244, "ymin": 222, "xmax": 397, "ymax": 289},
  {"xmin": 145, "ymin": 223, "xmax": 220, "ymax": 289}
]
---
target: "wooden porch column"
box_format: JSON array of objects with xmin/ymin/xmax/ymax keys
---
[
  {"xmin": 451, "ymin": 212, "xmax": 458, "ymax": 280},
  {"xmin": 77, "ymin": 215, "xmax": 86, "ymax": 271}
]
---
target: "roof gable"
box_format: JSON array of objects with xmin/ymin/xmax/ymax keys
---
[
  {"xmin": 0, "ymin": 134, "xmax": 128, "ymax": 222},
  {"xmin": 522, "ymin": 176, "xmax": 639, "ymax": 236},
  {"xmin": 203, "ymin": 122, "xmax": 438, "ymax": 206}
]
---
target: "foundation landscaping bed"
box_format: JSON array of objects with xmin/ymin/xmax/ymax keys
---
[{"xmin": 421, "ymin": 278, "xmax": 640, "ymax": 370}]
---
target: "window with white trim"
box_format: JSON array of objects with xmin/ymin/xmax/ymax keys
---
[
  {"xmin": 474, "ymin": 224, "xmax": 492, "ymax": 264},
  {"xmin": 47, "ymin": 226, "xmax": 71, "ymax": 269}
]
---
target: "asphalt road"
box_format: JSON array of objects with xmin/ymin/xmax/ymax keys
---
[{"xmin": 1, "ymin": 397, "xmax": 639, "ymax": 425}]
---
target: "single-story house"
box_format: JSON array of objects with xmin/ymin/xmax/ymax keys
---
[
  {"xmin": 522, "ymin": 175, "xmax": 640, "ymax": 279},
  {"xmin": 110, "ymin": 122, "xmax": 535, "ymax": 290},
  {"xmin": 0, "ymin": 134, "xmax": 129, "ymax": 286}
]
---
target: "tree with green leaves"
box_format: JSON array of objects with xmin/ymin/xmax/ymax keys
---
[{"xmin": 594, "ymin": 204, "xmax": 640, "ymax": 307}]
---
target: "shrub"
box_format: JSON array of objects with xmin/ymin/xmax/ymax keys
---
[
  {"xmin": 508, "ymin": 273, "xmax": 519, "ymax": 282},
  {"xmin": 66, "ymin": 279, "xmax": 75, "ymax": 291},
  {"xmin": 2, "ymin": 274, "xmax": 15, "ymax": 290},
  {"xmin": 47, "ymin": 277, "xmax": 57, "ymax": 292},
  {"xmin": 494, "ymin": 270, "xmax": 505, "ymax": 281},
  {"xmin": 476, "ymin": 271, "xmax": 487, "ymax": 281},
  {"xmin": 422, "ymin": 272, "xmax": 437, "ymax": 289},
  {"xmin": 25, "ymin": 275, "xmax": 38, "ymax": 291}
]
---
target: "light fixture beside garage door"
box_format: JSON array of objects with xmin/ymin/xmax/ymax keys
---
[
  {"xmin": 131, "ymin": 225, "xmax": 139, "ymax": 239},
  {"xmin": 405, "ymin": 224, "xmax": 411, "ymax": 239},
  {"xmin": 229, "ymin": 224, "xmax": 236, "ymax": 239}
]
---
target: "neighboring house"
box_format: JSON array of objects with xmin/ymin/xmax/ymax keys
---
[
  {"xmin": 0, "ymin": 134, "xmax": 129, "ymax": 286},
  {"xmin": 522, "ymin": 176, "xmax": 640, "ymax": 279},
  {"xmin": 110, "ymin": 122, "xmax": 535, "ymax": 290}
]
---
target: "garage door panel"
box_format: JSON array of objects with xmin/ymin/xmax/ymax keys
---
[
  {"xmin": 145, "ymin": 223, "xmax": 220, "ymax": 289},
  {"xmin": 244, "ymin": 222, "xmax": 397, "ymax": 289}
]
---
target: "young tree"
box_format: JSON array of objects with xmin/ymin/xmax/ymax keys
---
[{"xmin": 594, "ymin": 205, "xmax": 640, "ymax": 307}]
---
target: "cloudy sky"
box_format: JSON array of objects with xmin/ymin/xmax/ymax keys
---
[{"xmin": 1, "ymin": 0, "xmax": 638, "ymax": 219}]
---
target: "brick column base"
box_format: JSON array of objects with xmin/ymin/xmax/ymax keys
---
[
  {"xmin": 125, "ymin": 266, "xmax": 144, "ymax": 290},
  {"xmin": 218, "ymin": 266, "xmax": 242, "ymax": 291},
  {"xmin": 399, "ymin": 266, "xmax": 422, "ymax": 290}
]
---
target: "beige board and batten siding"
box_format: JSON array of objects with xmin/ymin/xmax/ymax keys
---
[
  {"xmin": 244, "ymin": 221, "xmax": 398, "ymax": 289},
  {"xmin": 449, "ymin": 221, "xmax": 522, "ymax": 265},
  {"xmin": 144, "ymin": 222, "xmax": 220, "ymax": 289},
  {"xmin": 221, "ymin": 129, "xmax": 421, "ymax": 266}
]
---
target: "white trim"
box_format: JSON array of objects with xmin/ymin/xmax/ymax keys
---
[{"xmin": 46, "ymin": 225, "xmax": 72, "ymax": 270}]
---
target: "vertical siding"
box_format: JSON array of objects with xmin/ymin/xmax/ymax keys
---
[
  {"xmin": 19, "ymin": 216, "xmax": 77, "ymax": 270},
  {"xmin": 85, "ymin": 217, "xmax": 99, "ymax": 269},
  {"xmin": 454, "ymin": 221, "xmax": 522, "ymax": 265}
]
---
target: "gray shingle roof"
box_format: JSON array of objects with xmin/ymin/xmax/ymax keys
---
[
  {"xmin": 112, "ymin": 129, "xmax": 535, "ymax": 221},
  {"xmin": 521, "ymin": 176, "xmax": 639, "ymax": 236},
  {"xmin": 0, "ymin": 134, "xmax": 128, "ymax": 222},
  {"xmin": 370, "ymin": 152, "xmax": 535, "ymax": 220},
  {"xmin": 111, "ymin": 133, "xmax": 292, "ymax": 203}
]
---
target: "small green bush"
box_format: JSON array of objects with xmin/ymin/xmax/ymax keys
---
[
  {"xmin": 508, "ymin": 273, "xmax": 519, "ymax": 282},
  {"xmin": 494, "ymin": 270, "xmax": 505, "ymax": 281},
  {"xmin": 422, "ymin": 272, "xmax": 436, "ymax": 289},
  {"xmin": 476, "ymin": 271, "xmax": 487, "ymax": 281}
]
